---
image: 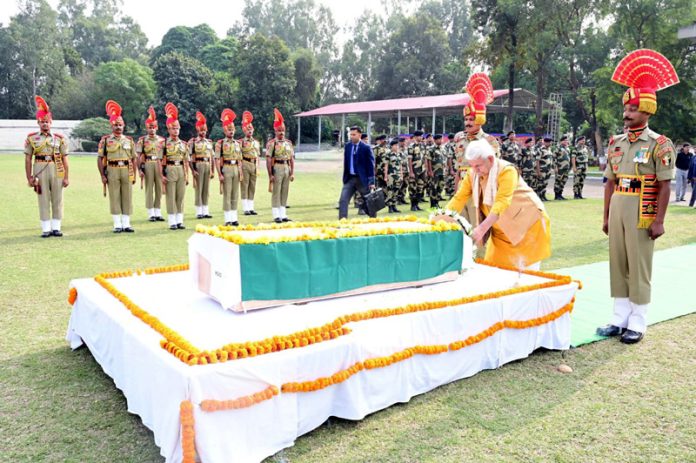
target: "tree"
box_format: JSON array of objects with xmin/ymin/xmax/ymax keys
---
[
  {"xmin": 51, "ymin": 71, "xmax": 101, "ymax": 120},
  {"xmin": 93, "ymin": 59, "xmax": 155, "ymax": 132},
  {"xmin": 151, "ymin": 24, "xmax": 219, "ymax": 64},
  {"xmin": 233, "ymin": 34, "xmax": 297, "ymax": 138},
  {"xmin": 292, "ymin": 48, "xmax": 321, "ymax": 110},
  {"xmin": 200, "ymin": 36, "xmax": 238, "ymax": 73}
]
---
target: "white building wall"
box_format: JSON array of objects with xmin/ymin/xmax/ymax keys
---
[{"xmin": 0, "ymin": 120, "xmax": 83, "ymax": 152}]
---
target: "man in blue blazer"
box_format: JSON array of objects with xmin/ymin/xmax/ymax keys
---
[{"xmin": 339, "ymin": 126, "xmax": 375, "ymax": 219}]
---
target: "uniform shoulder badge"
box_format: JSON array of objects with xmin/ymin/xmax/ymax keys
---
[
  {"xmin": 53, "ymin": 133, "xmax": 64, "ymax": 139},
  {"xmin": 27, "ymin": 131, "xmax": 38, "ymax": 137}
]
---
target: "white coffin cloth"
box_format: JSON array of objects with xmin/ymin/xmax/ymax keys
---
[{"xmin": 66, "ymin": 263, "xmax": 577, "ymax": 463}]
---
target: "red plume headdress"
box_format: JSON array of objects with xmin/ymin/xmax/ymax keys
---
[
  {"xmin": 273, "ymin": 108, "xmax": 285, "ymax": 131},
  {"xmin": 221, "ymin": 108, "xmax": 236, "ymax": 128},
  {"xmin": 611, "ymin": 49, "xmax": 679, "ymax": 115},
  {"xmin": 195, "ymin": 111, "xmax": 207, "ymax": 130},
  {"xmin": 145, "ymin": 106, "xmax": 157, "ymax": 127},
  {"xmin": 463, "ymin": 73, "xmax": 494, "ymax": 126},
  {"xmin": 165, "ymin": 102, "xmax": 179, "ymax": 127},
  {"xmin": 35, "ymin": 96, "xmax": 51, "ymax": 121},
  {"xmin": 242, "ymin": 111, "xmax": 254, "ymax": 130},
  {"xmin": 105, "ymin": 100, "xmax": 123, "ymax": 125}
]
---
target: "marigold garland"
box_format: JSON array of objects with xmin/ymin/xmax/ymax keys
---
[
  {"xmin": 84, "ymin": 261, "xmax": 579, "ymax": 366},
  {"xmin": 68, "ymin": 287, "xmax": 77, "ymax": 305},
  {"xmin": 179, "ymin": 400, "xmax": 196, "ymax": 463}
]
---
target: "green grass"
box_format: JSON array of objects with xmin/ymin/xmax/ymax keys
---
[{"xmin": 0, "ymin": 153, "xmax": 694, "ymax": 462}]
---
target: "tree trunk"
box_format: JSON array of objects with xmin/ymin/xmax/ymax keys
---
[
  {"xmin": 505, "ymin": 32, "xmax": 517, "ymax": 132},
  {"xmin": 534, "ymin": 56, "xmax": 545, "ymax": 137}
]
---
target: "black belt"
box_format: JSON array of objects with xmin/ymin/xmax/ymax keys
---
[
  {"xmin": 145, "ymin": 155, "xmax": 160, "ymax": 161},
  {"xmin": 34, "ymin": 155, "xmax": 54, "ymax": 162},
  {"xmin": 167, "ymin": 160, "xmax": 183, "ymax": 166},
  {"xmin": 273, "ymin": 160, "xmax": 287, "ymax": 164},
  {"xmin": 223, "ymin": 159, "xmax": 238, "ymax": 165},
  {"xmin": 194, "ymin": 157, "xmax": 210, "ymax": 162},
  {"xmin": 243, "ymin": 156, "xmax": 256, "ymax": 162},
  {"xmin": 108, "ymin": 160, "xmax": 129, "ymax": 167}
]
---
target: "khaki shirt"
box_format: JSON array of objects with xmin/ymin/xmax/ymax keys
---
[
  {"xmin": 164, "ymin": 137, "xmax": 188, "ymax": 162},
  {"xmin": 605, "ymin": 128, "xmax": 675, "ymax": 182},
  {"xmin": 215, "ymin": 137, "xmax": 242, "ymax": 161},
  {"xmin": 240, "ymin": 136, "xmax": 260, "ymax": 159},
  {"xmin": 98, "ymin": 134, "xmax": 137, "ymax": 161},
  {"xmin": 24, "ymin": 132, "xmax": 68, "ymax": 158},
  {"xmin": 454, "ymin": 130, "xmax": 499, "ymax": 170},
  {"xmin": 266, "ymin": 138, "xmax": 293, "ymax": 161},
  {"xmin": 188, "ymin": 137, "xmax": 214, "ymax": 160},
  {"xmin": 136, "ymin": 135, "xmax": 165, "ymax": 160}
]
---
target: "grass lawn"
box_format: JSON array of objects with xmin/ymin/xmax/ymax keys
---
[{"xmin": 0, "ymin": 153, "xmax": 694, "ymax": 462}]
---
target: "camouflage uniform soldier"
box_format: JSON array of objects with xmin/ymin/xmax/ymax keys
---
[
  {"xmin": 500, "ymin": 130, "xmax": 521, "ymax": 166},
  {"xmin": 24, "ymin": 96, "xmax": 70, "ymax": 237},
  {"xmin": 535, "ymin": 137, "xmax": 554, "ymax": 201},
  {"xmin": 407, "ymin": 130, "xmax": 427, "ymax": 211},
  {"xmin": 397, "ymin": 137, "xmax": 409, "ymax": 204},
  {"xmin": 215, "ymin": 109, "xmax": 244, "ymax": 226},
  {"xmin": 98, "ymin": 100, "xmax": 138, "ymax": 233},
  {"xmin": 373, "ymin": 134, "xmax": 388, "ymax": 190},
  {"xmin": 444, "ymin": 133, "xmax": 456, "ymax": 197},
  {"xmin": 136, "ymin": 106, "xmax": 165, "ymax": 222},
  {"xmin": 384, "ymin": 139, "xmax": 404, "ymax": 213},
  {"xmin": 553, "ymin": 135, "xmax": 571, "ymax": 200},
  {"xmin": 572, "ymin": 136, "xmax": 590, "ymax": 199},
  {"xmin": 188, "ymin": 111, "xmax": 214, "ymax": 219},
  {"xmin": 596, "ymin": 49, "xmax": 678, "ymax": 344},
  {"xmin": 267, "ymin": 108, "xmax": 295, "ymax": 223},
  {"xmin": 240, "ymin": 111, "xmax": 260, "ymax": 216},
  {"xmin": 163, "ymin": 103, "xmax": 189, "ymax": 229},
  {"xmin": 519, "ymin": 137, "xmax": 537, "ymax": 189},
  {"xmin": 426, "ymin": 134, "xmax": 446, "ymax": 207}
]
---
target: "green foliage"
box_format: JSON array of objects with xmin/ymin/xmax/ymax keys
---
[
  {"xmin": 71, "ymin": 117, "xmax": 112, "ymax": 142},
  {"xmin": 292, "ymin": 48, "xmax": 321, "ymax": 110},
  {"xmin": 80, "ymin": 140, "xmax": 98, "ymax": 152},
  {"xmin": 50, "ymin": 71, "xmax": 101, "ymax": 120}
]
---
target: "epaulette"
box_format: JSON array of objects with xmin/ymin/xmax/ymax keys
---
[
  {"xmin": 100, "ymin": 134, "xmax": 109, "ymax": 141},
  {"xmin": 612, "ymin": 133, "xmax": 628, "ymax": 144},
  {"xmin": 125, "ymin": 135, "xmax": 134, "ymax": 141},
  {"xmin": 53, "ymin": 133, "xmax": 64, "ymax": 139}
]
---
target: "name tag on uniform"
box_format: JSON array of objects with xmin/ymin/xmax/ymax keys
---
[
  {"xmin": 620, "ymin": 178, "xmax": 632, "ymax": 188},
  {"xmin": 633, "ymin": 146, "xmax": 649, "ymax": 163}
]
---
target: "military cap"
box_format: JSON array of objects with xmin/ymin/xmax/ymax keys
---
[
  {"xmin": 424, "ymin": 133, "xmax": 432, "ymax": 139},
  {"xmin": 390, "ymin": 139, "xmax": 399, "ymax": 146},
  {"xmin": 543, "ymin": 137, "xmax": 553, "ymax": 142},
  {"xmin": 560, "ymin": 135, "xmax": 568, "ymax": 141},
  {"xmin": 506, "ymin": 130, "xmax": 516, "ymax": 137},
  {"xmin": 575, "ymin": 136, "xmax": 585, "ymax": 143},
  {"xmin": 361, "ymin": 133, "xmax": 368, "ymax": 140},
  {"xmin": 413, "ymin": 130, "xmax": 424, "ymax": 137},
  {"xmin": 375, "ymin": 134, "xmax": 387, "ymax": 141},
  {"xmin": 433, "ymin": 134, "xmax": 442, "ymax": 140},
  {"xmin": 524, "ymin": 137, "xmax": 533, "ymax": 144},
  {"xmin": 448, "ymin": 133, "xmax": 455, "ymax": 140},
  {"xmin": 398, "ymin": 137, "xmax": 406, "ymax": 142}
]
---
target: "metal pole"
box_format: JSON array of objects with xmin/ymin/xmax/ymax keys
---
[
  {"xmin": 407, "ymin": 116, "xmax": 410, "ymax": 133},
  {"xmin": 341, "ymin": 113, "xmax": 346, "ymax": 147},
  {"xmin": 432, "ymin": 107, "xmax": 436, "ymax": 133},
  {"xmin": 296, "ymin": 117, "xmax": 301, "ymax": 153},
  {"xmin": 367, "ymin": 112, "xmax": 372, "ymax": 143},
  {"xmin": 442, "ymin": 116, "xmax": 446, "ymax": 134},
  {"xmin": 318, "ymin": 116, "xmax": 322, "ymax": 151},
  {"xmin": 397, "ymin": 110, "xmax": 401, "ymax": 136}
]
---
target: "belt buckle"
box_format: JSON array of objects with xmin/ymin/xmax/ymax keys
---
[{"xmin": 118, "ymin": 161, "xmax": 125, "ymax": 167}]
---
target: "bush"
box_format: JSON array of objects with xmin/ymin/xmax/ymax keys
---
[
  {"xmin": 72, "ymin": 117, "xmax": 112, "ymax": 142},
  {"xmin": 80, "ymin": 140, "xmax": 99, "ymax": 152}
]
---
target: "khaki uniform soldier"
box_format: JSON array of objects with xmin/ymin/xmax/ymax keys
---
[
  {"xmin": 596, "ymin": 49, "xmax": 678, "ymax": 344},
  {"xmin": 136, "ymin": 106, "xmax": 165, "ymax": 222},
  {"xmin": 215, "ymin": 109, "xmax": 244, "ymax": 226},
  {"xmin": 444, "ymin": 133, "xmax": 456, "ymax": 197},
  {"xmin": 385, "ymin": 139, "xmax": 404, "ymax": 213},
  {"xmin": 240, "ymin": 111, "xmax": 260, "ymax": 216},
  {"xmin": 188, "ymin": 111, "xmax": 214, "ymax": 219},
  {"xmin": 500, "ymin": 131, "xmax": 521, "ymax": 166},
  {"xmin": 163, "ymin": 102, "xmax": 189, "ymax": 230},
  {"xmin": 98, "ymin": 100, "xmax": 138, "ymax": 233},
  {"xmin": 24, "ymin": 96, "xmax": 70, "ymax": 237},
  {"xmin": 553, "ymin": 136, "xmax": 571, "ymax": 200},
  {"xmin": 571, "ymin": 136, "xmax": 590, "ymax": 199},
  {"xmin": 373, "ymin": 135, "xmax": 389, "ymax": 190},
  {"xmin": 407, "ymin": 130, "xmax": 427, "ymax": 211},
  {"xmin": 535, "ymin": 138, "xmax": 555, "ymax": 201},
  {"xmin": 397, "ymin": 138, "xmax": 409, "ymax": 204},
  {"xmin": 267, "ymin": 108, "xmax": 295, "ymax": 223},
  {"xmin": 519, "ymin": 137, "xmax": 537, "ymax": 190},
  {"xmin": 426, "ymin": 134, "xmax": 446, "ymax": 207}
]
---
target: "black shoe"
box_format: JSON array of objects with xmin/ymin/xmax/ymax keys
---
[
  {"xmin": 282, "ymin": 217, "xmax": 291, "ymax": 222},
  {"xmin": 358, "ymin": 209, "xmax": 366, "ymax": 215},
  {"xmin": 554, "ymin": 194, "xmax": 563, "ymax": 200},
  {"xmin": 578, "ymin": 195, "xmax": 585, "ymax": 199},
  {"xmin": 430, "ymin": 201, "xmax": 439, "ymax": 208},
  {"xmin": 231, "ymin": 221, "xmax": 239, "ymax": 226},
  {"xmin": 393, "ymin": 207, "xmax": 401, "ymax": 213},
  {"xmin": 620, "ymin": 329, "xmax": 644, "ymax": 344},
  {"xmin": 177, "ymin": 224, "xmax": 185, "ymax": 229},
  {"xmin": 170, "ymin": 225, "xmax": 178, "ymax": 230},
  {"xmin": 113, "ymin": 228, "xmax": 122, "ymax": 233},
  {"xmin": 596, "ymin": 324, "xmax": 624, "ymax": 337},
  {"xmin": 149, "ymin": 217, "xmax": 157, "ymax": 222},
  {"xmin": 415, "ymin": 205, "xmax": 423, "ymax": 211},
  {"xmin": 399, "ymin": 199, "xmax": 408, "ymax": 205},
  {"xmin": 274, "ymin": 218, "xmax": 283, "ymax": 223},
  {"xmin": 410, "ymin": 204, "xmax": 418, "ymax": 211},
  {"xmin": 224, "ymin": 222, "xmax": 231, "ymax": 226},
  {"xmin": 156, "ymin": 216, "xmax": 166, "ymax": 222},
  {"xmin": 388, "ymin": 206, "xmax": 395, "ymax": 213},
  {"xmin": 204, "ymin": 214, "xmax": 213, "ymax": 219},
  {"xmin": 51, "ymin": 230, "xmax": 63, "ymax": 237},
  {"xmin": 249, "ymin": 210, "xmax": 258, "ymax": 215},
  {"xmin": 286, "ymin": 205, "xmax": 291, "ymax": 209},
  {"xmin": 244, "ymin": 211, "xmax": 251, "ymax": 216},
  {"xmin": 123, "ymin": 227, "xmax": 135, "ymax": 233},
  {"xmin": 196, "ymin": 214, "xmax": 204, "ymax": 219},
  {"xmin": 41, "ymin": 232, "xmax": 52, "ymax": 238},
  {"xmin": 539, "ymin": 192, "xmax": 547, "ymax": 201}
]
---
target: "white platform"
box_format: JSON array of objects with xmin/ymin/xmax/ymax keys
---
[{"xmin": 66, "ymin": 263, "xmax": 577, "ymax": 463}]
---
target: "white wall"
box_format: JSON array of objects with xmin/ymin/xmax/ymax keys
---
[{"xmin": 0, "ymin": 120, "xmax": 83, "ymax": 152}]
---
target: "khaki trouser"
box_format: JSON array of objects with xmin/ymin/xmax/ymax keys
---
[
  {"xmin": 271, "ymin": 164, "xmax": 290, "ymax": 207},
  {"xmin": 33, "ymin": 162, "xmax": 63, "ymax": 220},
  {"xmin": 143, "ymin": 161, "xmax": 162, "ymax": 209},
  {"xmin": 165, "ymin": 165, "xmax": 186, "ymax": 214},
  {"xmin": 193, "ymin": 161, "xmax": 211, "ymax": 206},
  {"xmin": 222, "ymin": 164, "xmax": 240, "ymax": 211},
  {"xmin": 608, "ymin": 194, "xmax": 655, "ymax": 305},
  {"xmin": 241, "ymin": 159, "xmax": 257, "ymax": 200},
  {"xmin": 107, "ymin": 166, "xmax": 133, "ymax": 215}
]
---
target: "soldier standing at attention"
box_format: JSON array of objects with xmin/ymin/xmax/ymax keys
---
[
  {"xmin": 501, "ymin": 130, "xmax": 521, "ymax": 166},
  {"xmin": 373, "ymin": 134, "xmax": 389, "ymax": 191},
  {"xmin": 267, "ymin": 109, "xmax": 294, "ymax": 223},
  {"xmin": 240, "ymin": 111, "xmax": 260, "ymax": 216},
  {"xmin": 162, "ymin": 103, "xmax": 189, "ymax": 230},
  {"xmin": 407, "ymin": 130, "xmax": 427, "ymax": 211},
  {"xmin": 553, "ymin": 135, "xmax": 571, "ymax": 200},
  {"xmin": 596, "ymin": 49, "xmax": 678, "ymax": 344},
  {"xmin": 215, "ymin": 109, "xmax": 243, "ymax": 226},
  {"xmin": 385, "ymin": 139, "xmax": 404, "ymax": 213},
  {"xmin": 571, "ymin": 135, "xmax": 590, "ymax": 199},
  {"xmin": 98, "ymin": 100, "xmax": 137, "ymax": 233},
  {"xmin": 25, "ymin": 96, "xmax": 69, "ymax": 237},
  {"xmin": 188, "ymin": 111, "xmax": 214, "ymax": 219},
  {"xmin": 426, "ymin": 133, "xmax": 446, "ymax": 208},
  {"xmin": 444, "ymin": 133, "xmax": 457, "ymax": 198},
  {"xmin": 519, "ymin": 137, "xmax": 537, "ymax": 190},
  {"xmin": 136, "ymin": 106, "xmax": 165, "ymax": 222},
  {"xmin": 535, "ymin": 137, "xmax": 555, "ymax": 201},
  {"xmin": 397, "ymin": 137, "xmax": 409, "ymax": 205}
]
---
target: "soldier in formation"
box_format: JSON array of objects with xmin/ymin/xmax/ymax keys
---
[
  {"xmin": 136, "ymin": 106, "xmax": 165, "ymax": 222},
  {"xmin": 188, "ymin": 111, "xmax": 214, "ymax": 219},
  {"xmin": 553, "ymin": 135, "xmax": 571, "ymax": 200},
  {"xmin": 535, "ymin": 137, "xmax": 554, "ymax": 201},
  {"xmin": 518, "ymin": 137, "xmax": 537, "ymax": 189},
  {"xmin": 240, "ymin": 111, "xmax": 260, "ymax": 216},
  {"xmin": 162, "ymin": 103, "xmax": 189, "ymax": 229},
  {"xmin": 215, "ymin": 109, "xmax": 243, "ymax": 226},
  {"xmin": 426, "ymin": 133, "xmax": 446, "ymax": 208},
  {"xmin": 500, "ymin": 130, "xmax": 520, "ymax": 165},
  {"xmin": 267, "ymin": 109, "xmax": 294, "ymax": 223},
  {"xmin": 571, "ymin": 135, "xmax": 590, "ymax": 199},
  {"xmin": 407, "ymin": 130, "xmax": 427, "ymax": 211},
  {"xmin": 385, "ymin": 139, "xmax": 404, "ymax": 213}
]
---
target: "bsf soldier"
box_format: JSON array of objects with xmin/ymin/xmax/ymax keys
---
[
  {"xmin": 535, "ymin": 137, "xmax": 554, "ymax": 201},
  {"xmin": 444, "ymin": 133, "xmax": 456, "ymax": 197},
  {"xmin": 188, "ymin": 111, "xmax": 214, "ymax": 219},
  {"xmin": 571, "ymin": 135, "xmax": 590, "ymax": 199},
  {"xmin": 24, "ymin": 96, "xmax": 70, "ymax": 237},
  {"xmin": 240, "ymin": 111, "xmax": 260, "ymax": 216},
  {"xmin": 397, "ymin": 137, "xmax": 409, "ymax": 204},
  {"xmin": 163, "ymin": 102, "xmax": 189, "ymax": 230},
  {"xmin": 136, "ymin": 106, "xmax": 165, "ymax": 222},
  {"xmin": 501, "ymin": 130, "xmax": 521, "ymax": 166},
  {"xmin": 215, "ymin": 109, "xmax": 243, "ymax": 226},
  {"xmin": 407, "ymin": 130, "xmax": 427, "ymax": 211},
  {"xmin": 519, "ymin": 137, "xmax": 537, "ymax": 190},
  {"xmin": 267, "ymin": 109, "xmax": 295, "ymax": 223},
  {"xmin": 553, "ymin": 135, "xmax": 571, "ymax": 200},
  {"xmin": 98, "ymin": 100, "xmax": 138, "ymax": 233},
  {"xmin": 596, "ymin": 49, "xmax": 678, "ymax": 344},
  {"xmin": 426, "ymin": 134, "xmax": 446, "ymax": 208},
  {"xmin": 385, "ymin": 139, "xmax": 404, "ymax": 213},
  {"xmin": 373, "ymin": 134, "xmax": 389, "ymax": 191}
]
